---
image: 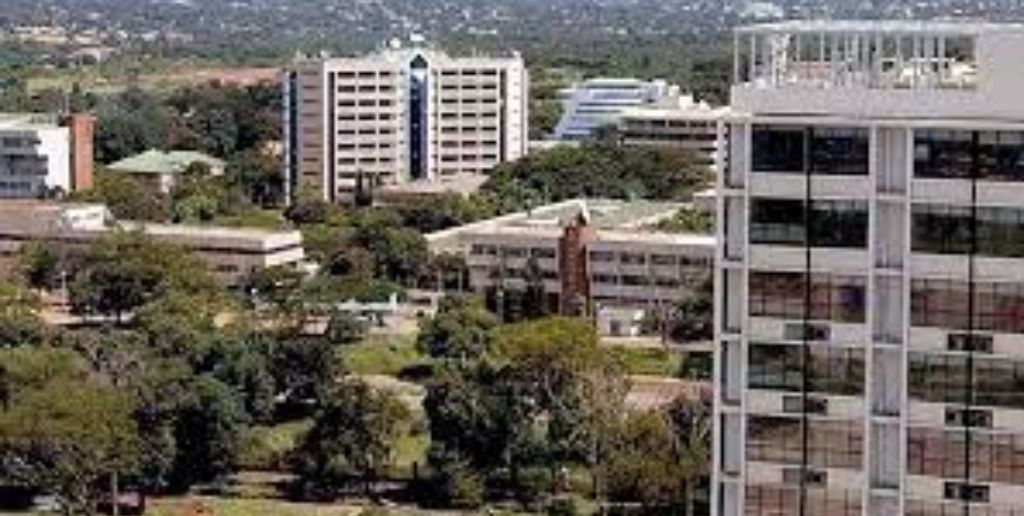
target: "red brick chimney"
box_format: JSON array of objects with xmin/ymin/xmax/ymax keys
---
[
  {"xmin": 64, "ymin": 113, "xmax": 95, "ymax": 192},
  {"xmin": 558, "ymin": 208, "xmax": 596, "ymax": 316}
]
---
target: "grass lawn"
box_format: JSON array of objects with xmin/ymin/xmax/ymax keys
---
[
  {"xmin": 338, "ymin": 335, "xmax": 430, "ymax": 377},
  {"xmin": 238, "ymin": 420, "xmax": 311, "ymax": 470},
  {"xmin": 607, "ymin": 346, "xmax": 683, "ymax": 377},
  {"xmin": 392, "ymin": 432, "xmax": 430, "ymax": 478},
  {"xmin": 146, "ymin": 496, "xmax": 362, "ymax": 516}
]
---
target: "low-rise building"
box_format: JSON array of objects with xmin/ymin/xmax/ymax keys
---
[
  {"xmin": 0, "ymin": 113, "xmax": 94, "ymax": 198},
  {"xmin": 617, "ymin": 98, "xmax": 729, "ymax": 168},
  {"xmin": 427, "ymin": 199, "xmax": 714, "ymax": 332},
  {"xmin": 0, "ymin": 201, "xmax": 304, "ymax": 286},
  {"xmin": 106, "ymin": 149, "xmax": 225, "ymax": 194}
]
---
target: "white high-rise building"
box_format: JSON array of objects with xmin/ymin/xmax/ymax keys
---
[
  {"xmin": 715, "ymin": 21, "xmax": 1024, "ymax": 516},
  {"xmin": 282, "ymin": 40, "xmax": 528, "ymax": 202}
]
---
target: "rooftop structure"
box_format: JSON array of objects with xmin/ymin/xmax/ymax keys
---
[{"xmin": 731, "ymin": 20, "xmax": 1024, "ymax": 120}]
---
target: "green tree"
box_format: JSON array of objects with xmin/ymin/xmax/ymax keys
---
[
  {"xmin": 490, "ymin": 317, "xmax": 629, "ymax": 497},
  {"xmin": 0, "ymin": 347, "xmax": 139, "ymax": 515},
  {"xmin": 666, "ymin": 278, "xmax": 713, "ymax": 344},
  {"xmin": 424, "ymin": 317, "xmax": 629, "ymax": 508},
  {"xmin": 132, "ymin": 289, "xmax": 223, "ymax": 362},
  {"xmin": 483, "ymin": 142, "xmax": 710, "ymax": 208},
  {"xmin": 94, "ymin": 87, "xmax": 184, "ymax": 163},
  {"xmin": 396, "ymin": 193, "xmax": 494, "ymax": 233},
  {"xmin": 69, "ymin": 230, "xmax": 218, "ymax": 322},
  {"xmin": 71, "ymin": 169, "xmax": 170, "ymax": 222},
  {"xmin": 227, "ymin": 148, "xmax": 282, "ymax": 206},
  {"xmin": 416, "ymin": 296, "xmax": 498, "ymax": 362},
  {"xmin": 326, "ymin": 311, "xmax": 367, "ymax": 345},
  {"xmin": 170, "ymin": 161, "xmax": 250, "ymax": 223},
  {"xmin": 168, "ymin": 374, "xmax": 247, "ymax": 490},
  {"xmin": 0, "ymin": 282, "xmax": 45, "ymax": 347},
  {"xmin": 271, "ymin": 337, "xmax": 343, "ymax": 415},
  {"xmin": 17, "ymin": 241, "xmax": 62, "ymax": 291},
  {"xmin": 666, "ymin": 396, "xmax": 711, "ymax": 516},
  {"xmin": 210, "ymin": 330, "xmax": 277, "ymax": 424},
  {"xmin": 350, "ymin": 210, "xmax": 429, "ymax": 285},
  {"xmin": 293, "ymin": 380, "xmax": 410, "ymax": 498},
  {"xmin": 603, "ymin": 410, "xmax": 688, "ymax": 512},
  {"xmin": 242, "ymin": 265, "xmax": 306, "ymax": 312}
]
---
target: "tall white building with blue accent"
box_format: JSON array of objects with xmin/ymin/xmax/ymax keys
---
[{"xmin": 283, "ymin": 39, "xmax": 528, "ymax": 202}]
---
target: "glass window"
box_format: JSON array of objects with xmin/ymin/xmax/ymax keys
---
[
  {"xmin": 915, "ymin": 129, "xmax": 974, "ymax": 179},
  {"xmin": 748, "ymin": 343, "xmax": 865, "ymax": 395},
  {"xmin": 911, "ymin": 204, "xmax": 973, "ymax": 255},
  {"xmin": 910, "ymin": 279, "xmax": 971, "ymax": 330},
  {"xmin": 747, "ymin": 416, "xmax": 863, "ymax": 470},
  {"xmin": 913, "ymin": 279, "xmax": 1024, "ymax": 333},
  {"xmin": 752, "ymin": 125, "xmax": 869, "ymax": 175},
  {"xmin": 749, "ymin": 271, "xmax": 866, "ymax": 323},
  {"xmin": 810, "ymin": 127, "xmax": 870, "ymax": 175},
  {"xmin": 751, "ymin": 198, "xmax": 868, "ymax": 248},
  {"xmin": 751, "ymin": 125, "xmax": 805, "ymax": 173}
]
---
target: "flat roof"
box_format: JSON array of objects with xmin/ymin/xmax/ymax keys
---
[
  {"xmin": 378, "ymin": 173, "xmax": 487, "ymax": 196},
  {"xmin": 427, "ymin": 198, "xmax": 709, "ymax": 252},
  {"xmin": 0, "ymin": 113, "xmax": 62, "ymax": 130},
  {"xmin": 594, "ymin": 230, "xmax": 715, "ymax": 248},
  {"xmin": 119, "ymin": 221, "xmax": 302, "ymax": 248},
  {"xmin": 620, "ymin": 105, "xmax": 729, "ymax": 121},
  {"xmin": 736, "ymin": 20, "xmax": 1024, "ymax": 36}
]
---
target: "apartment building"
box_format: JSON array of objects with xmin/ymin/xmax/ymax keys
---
[
  {"xmin": 282, "ymin": 39, "xmax": 528, "ymax": 202},
  {"xmin": 0, "ymin": 113, "xmax": 93, "ymax": 198},
  {"xmin": 715, "ymin": 21, "xmax": 1024, "ymax": 515},
  {"xmin": 428, "ymin": 199, "xmax": 713, "ymax": 333},
  {"xmin": 0, "ymin": 202, "xmax": 304, "ymax": 286}
]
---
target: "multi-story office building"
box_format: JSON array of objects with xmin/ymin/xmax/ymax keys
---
[
  {"xmin": 428, "ymin": 198, "xmax": 713, "ymax": 333},
  {"xmin": 0, "ymin": 113, "xmax": 93, "ymax": 198},
  {"xmin": 0, "ymin": 202, "xmax": 305, "ymax": 286},
  {"xmin": 282, "ymin": 40, "xmax": 528, "ymax": 202},
  {"xmin": 715, "ymin": 21, "xmax": 1024, "ymax": 515},
  {"xmin": 553, "ymin": 77, "xmax": 679, "ymax": 140},
  {"xmin": 617, "ymin": 98, "xmax": 729, "ymax": 168}
]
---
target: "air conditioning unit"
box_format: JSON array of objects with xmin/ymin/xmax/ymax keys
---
[
  {"xmin": 945, "ymin": 408, "xmax": 993, "ymax": 429},
  {"xmin": 948, "ymin": 333, "xmax": 993, "ymax": 353},
  {"xmin": 784, "ymin": 323, "xmax": 830, "ymax": 342},
  {"xmin": 783, "ymin": 467, "xmax": 827, "ymax": 486},
  {"xmin": 944, "ymin": 482, "xmax": 989, "ymax": 503},
  {"xmin": 783, "ymin": 395, "xmax": 827, "ymax": 415}
]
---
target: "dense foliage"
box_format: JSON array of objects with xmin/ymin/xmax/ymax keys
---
[{"xmin": 483, "ymin": 142, "xmax": 712, "ymax": 211}]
